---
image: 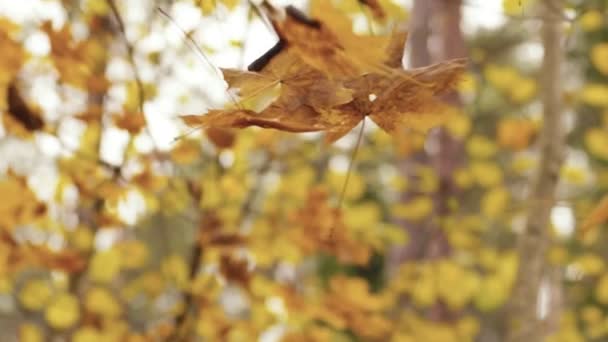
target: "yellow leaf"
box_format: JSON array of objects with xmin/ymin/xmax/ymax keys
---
[
  {"xmin": 591, "ymin": 43, "xmax": 608, "ymax": 75},
  {"xmin": 45, "ymin": 293, "xmax": 80, "ymax": 329}
]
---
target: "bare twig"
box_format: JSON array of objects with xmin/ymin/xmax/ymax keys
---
[
  {"xmin": 506, "ymin": 1, "xmax": 565, "ymax": 341},
  {"xmin": 107, "ymin": 0, "xmax": 161, "ymax": 150}
]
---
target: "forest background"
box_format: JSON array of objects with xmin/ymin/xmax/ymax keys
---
[{"xmin": 1, "ymin": 0, "xmax": 608, "ymax": 341}]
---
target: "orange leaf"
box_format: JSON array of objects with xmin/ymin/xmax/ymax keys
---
[
  {"xmin": 581, "ymin": 195, "xmax": 608, "ymax": 234},
  {"xmin": 114, "ymin": 112, "xmax": 146, "ymax": 134},
  {"xmin": 6, "ymin": 81, "xmax": 44, "ymax": 132}
]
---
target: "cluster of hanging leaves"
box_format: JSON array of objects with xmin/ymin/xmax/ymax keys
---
[{"xmin": 182, "ymin": 0, "xmax": 466, "ymax": 142}]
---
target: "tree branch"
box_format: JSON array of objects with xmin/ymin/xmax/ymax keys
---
[{"xmin": 507, "ymin": 0, "xmax": 565, "ymax": 340}]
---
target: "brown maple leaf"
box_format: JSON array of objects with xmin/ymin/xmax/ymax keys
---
[
  {"xmin": 223, "ymin": 50, "xmax": 353, "ymax": 110},
  {"xmin": 181, "ymin": 3, "xmax": 464, "ymax": 142},
  {"xmin": 184, "ymin": 58, "xmax": 465, "ymax": 142},
  {"xmin": 321, "ymin": 58, "xmax": 467, "ymax": 142}
]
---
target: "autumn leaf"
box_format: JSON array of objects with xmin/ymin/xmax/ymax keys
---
[
  {"xmin": 113, "ymin": 111, "xmax": 146, "ymax": 134},
  {"xmin": 181, "ymin": 108, "xmax": 328, "ymax": 133},
  {"xmin": 5, "ymin": 81, "xmax": 44, "ymax": 131},
  {"xmin": 219, "ymin": 254, "xmax": 251, "ymax": 288},
  {"xmin": 226, "ymin": 50, "xmax": 353, "ymax": 110},
  {"xmin": 322, "ymin": 57, "xmax": 467, "ymax": 141},
  {"xmin": 263, "ymin": 2, "xmax": 394, "ymax": 78},
  {"xmin": 580, "ymin": 195, "xmax": 608, "ymax": 234},
  {"xmin": 359, "ymin": 0, "xmax": 386, "ymax": 19},
  {"xmin": 205, "ymin": 127, "xmax": 236, "ymax": 149},
  {"xmin": 27, "ymin": 246, "xmax": 87, "ymax": 273},
  {"xmin": 183, "ymin": 57, "xmax": 465, "ymax": 142}
]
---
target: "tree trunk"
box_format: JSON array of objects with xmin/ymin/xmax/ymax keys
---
[{"xmin": 507, "ymin": 1, "xmax": 565, "ymax": 340}]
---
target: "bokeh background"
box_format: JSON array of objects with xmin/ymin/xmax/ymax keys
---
[{"xmin": 1, "ymin": 0, "xmax": 608, "ymax": 341}]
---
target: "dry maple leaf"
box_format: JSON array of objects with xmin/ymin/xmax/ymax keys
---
[
  {"xmin": 181, "ymin": 3, "xmax": 464, "ymax": 142},
  {"xmin": 262, "ymin": 2, "xmax": 394, "ymax": 78},
  {"xmin": 321, "ymin": 58, "xmax": 467, "ymax": 142},
  {"xmin": 182, "ymin": 58, "xmax": 466, "ymax": 141},
  {"xmin": 224, "ymin": 50, "xmax": 353, "ymax": 110}
]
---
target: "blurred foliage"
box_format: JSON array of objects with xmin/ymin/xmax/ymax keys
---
[{"xmin": 0, "ymin": 0, "xmax": 608, "ymax": 341}]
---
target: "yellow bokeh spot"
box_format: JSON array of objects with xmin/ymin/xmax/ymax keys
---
[
  {"xmin": 580, "ymin": 84, "xmax": 608, "ymax": 107},
  {"xmin": 19, "ymin": 323, "xmax": 43, "ymax": 342},
  {"xmin": 89, "ymin": 248, "xmax": 122, "ymax": 283},
  {"xmin": 328, "ymin": 171, "xmax": 365, "ymax": 201},
  {"xmin": 596, "ymin": 274, "xmax": 608, "ymax": 304},
  {"xmin": 457, "ymin": 72, "xmax": 477, "ymax": 94},
  {"xmin": 509, "ymin": 77, "xmax": 537, "ymax": 103},
  {"xmin": 453, "ymin": 168, "xmax": 473, "ymax": 189},
  {"xmin": 392, "ymin": 196, "xmax": 434, "ymax": 221},
  {"xmin": 482, "ymin": 186, "xmax": 510, "ymax": 218},
  {"xmin": 73, "ymin": 327, "xmax": 103, "ymax": 342},
  {"xmin": 560, "ymin": 165, "xmax": 588, "ymax": 185},
  {"xmin": 585, "ymin": 128, "xmax": 608, "ymax": 160},
  {"xmin": 467, "ymin": 135, "xmax": 497, "ymax": 159},
  {"xmin": 484, "ymin": 64, "xmax": 519, "ymax": 91},
  {"xmin": 445, "ymin": 112, "xmax": 472, "ymax": 139},
  {"xmin": 85, "ymin": 287, "xmax": 122, "ymax": 318},
  {"xmin": 579, "ymin": 10, "xmax": 603, "ymax": 31},
  {"xmin": 162, "ymin": 254, "xmax": 190, "ymax": 289},
  {"xmin": 503, "ymin": 0, "xmax": 527, "ymax": 16},
  {"xmin": 470, "ymin": 162, "xmax": 503, "ymax": 187},
  {"xmin": 591, "ymin": 43, "xmax": 608, "ymax": 75},
  {"xmin": 44, "ymin": 293, "xmax": 80, "ymax": 329},
  {"xmin": 118, "ymin": 240, "xmax": 149, "ymax": 269},
  {"xmin": 19, "ymin": 279, "xmax": 52, "ymax": 311},
  {"xmin": 71, "ymin": 226, "xmax": 94, "ymax": 252},
  {"xmin": 572, "ymin": 253, "xmax": 605, "ymax": 276}
]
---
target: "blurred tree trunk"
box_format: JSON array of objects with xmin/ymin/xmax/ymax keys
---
[
  {"xmin": 390, "ymin": 0, "xmax": 466, "ymax": 321},
  {"xmin": 506, "ymin": 0, "xmax": 565, "ymax": 341}
]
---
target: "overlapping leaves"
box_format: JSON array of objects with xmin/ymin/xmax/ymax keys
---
[{"xmin": 182, "ymin": 3, "xmax": 466, "ymax": 142}]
